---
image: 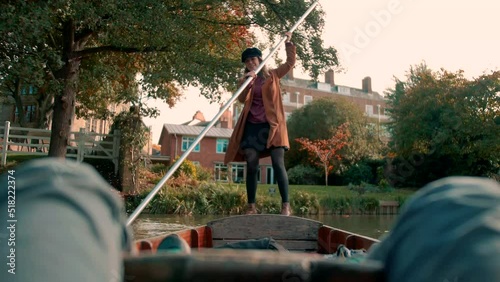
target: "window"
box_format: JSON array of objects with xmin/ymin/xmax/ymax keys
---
[
  {"xmin": 216, "ymin": 139, "xmax": 228, "ymax": 153},
  {"xmin": 294, "ymin": 91, "xmax": 300, "ymax": 101},
  {"xmin": 282, "ymin": 92, "xmax": 290, "ymax": 104},
  {"xmin": 266, "ymin": 167, "xmax": 276, "ymax": 184},
  {"xmin": 21, "ymin": 85, "xmax": 37, "ymax": 95},
  {"xmin": 214, "ymin": 163, "xmax": 228, "ymax": 181},
  {"xmin": 317, "ymin": 82, "xmax": 330, "ymax": 91},
  {"xmin": 14, "ymin": 105, "xmax": 37, "ymax": 123},
  {"xmin": 338, "ymin": 86, "xmax": 350, "ymax": 95},
  {"xmin": 25, "ymin": 105, "xmax": 36, "ymax": 122},
  {"xmin": 365, "ymin": 105, "xmax": 374, "ymax": 116},
  {"xmin": 231, "ymin": 164, "xmax": 245, "ymax": 183},
  {"xmin": 304, "ymin": 95, "xmax": 313, "ymax": 105},
  {"xmin": 182, "ymin": 137, "xmax": 200, "ymax": 152}
]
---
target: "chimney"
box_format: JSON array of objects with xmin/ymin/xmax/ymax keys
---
[
  {"xmin": 219, "ymin": 104, "xmax": 233, "ymax": 129},
  {"xmin": 192, "ymin": 110, "xmax": 205, "ymax": 122},
  {"xmin": 325, "ymin": 69, "xmax": 335, "ymax": 86},
  {"xmin": 286, "ymin": 68, "xmax": 294, "ymax": 80},
  {"xmin": 362, "ymin": 76, "xmax": 372, "ymax": 93}
]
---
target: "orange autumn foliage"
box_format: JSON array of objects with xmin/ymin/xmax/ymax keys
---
[{"xmin": 295, "ymin": 123, "xmax": 351, "ymax": 186}]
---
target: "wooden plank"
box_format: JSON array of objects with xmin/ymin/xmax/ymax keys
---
[
  {"xmin": 319, "ymin": 226, "xmax": 379, "ymax": 253},
  {"xmin": 124, "ymin": 249, "xmax": 385, "ymax": 282},
  {"xmin": 212, "ymin": 239, "xmax": 318, "ymax": 251},
  {"xmin": 10, "ymin": 127, "xmax": 50, "ymax": 133},
  {"xmin": 208, "ymin": 215, "xmax": 323, "ymax": 241},
  {"xmin": 345, "ymin": 234, "xmax": 378, "ymax": 250},
  {"xmin": 199, "ymin": 226, "xmax": 213, "ymax": 248},
  {"xmin": 318, "ymin": 226, "xmax": 334, "ymax": 253},
  {"xmin": 7, "ymin": 151, "xmax": 47, "ymax": 156},
  {"xmin": 311, "ymin": 260, "xmax": 385, "ymax": 282},
  {"xmin": 9, "ymin": 134, "xmax": 31, "ymax": 139},
  {"xmin": 81, "ymin": 155, "xmax": 116, "ymax": 160},
  {"xmin": 27, "ymin": 130, "xmax": 51, "ymax": 137}
]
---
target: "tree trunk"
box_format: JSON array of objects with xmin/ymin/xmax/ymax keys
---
[
  {"xmin": 36, "ymin": 88, "xmax": 54, "ymax": 129},
  {"xmin": 324, "ymin": 165, "xmax": 328, "ymax": 186},
  {"xmin": 12, "ymin": 78, "xmax": 26, "ymax": 127},
  {"xmin": 48, "ymin": 20, "xmax": 81, "ymax": 158}
]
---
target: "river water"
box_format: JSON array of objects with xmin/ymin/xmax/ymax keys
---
[{"xmin": 131, "ymin": 214, "xmax": 398, "ymax": 240}]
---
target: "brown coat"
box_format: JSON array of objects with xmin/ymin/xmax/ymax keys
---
[{"xmin": 224, "ymin": 43, "xmax": 296, "ymax": 164}]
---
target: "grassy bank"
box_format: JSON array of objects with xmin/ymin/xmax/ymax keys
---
[
  {"xmin": 2, "ymin": 156, "xmax": 415, "ymax": 215},
  {"xmin": 125, "ymin": 181, "xmax": 415, "ymax": 216}
]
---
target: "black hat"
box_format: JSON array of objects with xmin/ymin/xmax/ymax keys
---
[{"xmin": 241, "ymin": 47, "xmax": 262, "ymax": 62}]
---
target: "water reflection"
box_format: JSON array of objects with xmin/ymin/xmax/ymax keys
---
[
  {"xmin": 307, "ymin": 214, "xmax": 396, "ymax": 239},
  {"xmin": 131, "ymin": 214, "xmax": 397, "ymax": 240}
]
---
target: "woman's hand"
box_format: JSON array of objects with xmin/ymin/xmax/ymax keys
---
[
  {"xmin": 285, "ymin": 32, "xmax": 292, "ymax": 43},
  {"xmin": 239, "ymin": 70, "xmax": 256, "ymax": 86},
  {"xmin": 244, "ymin": 71, "xmax": 257, "ymax": 79}
]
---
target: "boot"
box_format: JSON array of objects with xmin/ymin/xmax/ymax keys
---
[
  {"xmin": 246, "ymin": 203, "xmax": 257, "ymax": 215},
  {"xmin": 281, "ymin": 202, "xmax": 291, "ymax": 216}
]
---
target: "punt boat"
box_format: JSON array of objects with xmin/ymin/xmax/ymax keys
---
[{"xmin": 125, "ymin": 214, "xmax": 384, "ymax": 282}]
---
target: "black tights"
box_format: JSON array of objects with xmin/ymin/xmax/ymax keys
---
[{"xmin": 244, "ymin": 147, "xmax": 289, "ymax": 204}]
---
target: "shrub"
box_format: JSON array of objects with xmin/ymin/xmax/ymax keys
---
[
  {"xmin": 169, "ymin": 156, "xmax": 197, "ymax": 179},
  {"xmin": 376, "ymin": 165, "xmax": 394, "ymax": 190},
  {"xmin": 347, "ymin": 182, "xmax": 380, "ymax": 196},
  {"xmin": 291, "ymin": 191, "xmax": 320, "ymax": 215},
  {"xmin": 150, "ymin": 163, "xmax": 168, "ymax": 174},
  {"xmin": 167, "ymin": 171, "xmax": 199, "ymax": 188},
  {"xmin": 342, "ymin": 162, "xmax": 373, "ymax": 185},
  {"xmin": 287, "ymin": 165, "xmax": 321, "ymax": 185},
  {"xmin": 357, "ymin": 197, "xmax": 380, "ymax": 213},
  {"xmin": 320, "ymin": 196, "xmax": 353, "ymax": 214},
  {"xmin": 195, "ymin": 164, "xmax": 214, "ymax": 182},
  {"xmin": 206, "ymin": 186, "xmax": 246, "ymax": 215},
  {"xmin": 258, "ymin": 198, "xmax": 281, "ymax": 214},
  {"xmin": 395, "ymin": 195, "xmax": 409, "ymax": 208}
]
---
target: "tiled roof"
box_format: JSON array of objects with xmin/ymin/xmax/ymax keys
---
[
  {"xmin": 180, "ymin": 120, "xmax": 212, "ymax": 127},
  {"xmin": 163, "ymin": 123, "xmax": 233, "ymax": 138}
]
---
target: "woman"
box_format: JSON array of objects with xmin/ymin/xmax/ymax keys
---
[{"xmin": 224, "ymin": 32, "xmax": 295, "ymax": 216}]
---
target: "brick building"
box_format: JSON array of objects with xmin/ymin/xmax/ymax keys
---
[{"xmin": 268, "ymin": 69, "xmax": 389, "ymax": 128}]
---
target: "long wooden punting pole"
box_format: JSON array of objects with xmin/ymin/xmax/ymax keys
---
[{"xmin": 127, "ymin": 0, "xmax": 321, "ymax": 226}]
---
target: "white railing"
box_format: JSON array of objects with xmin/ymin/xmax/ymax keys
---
[
  {"xmin": 0, "ymin": 121, "xmax": 120, "ymax": 173},
  {"xmin": 365, "ymin": 113, "xmax": 391, "ymax": 121}
]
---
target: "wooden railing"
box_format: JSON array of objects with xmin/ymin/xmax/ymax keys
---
[{"xmin": 0, "ymin": 121, "xmax": 120, "ymax": 173}]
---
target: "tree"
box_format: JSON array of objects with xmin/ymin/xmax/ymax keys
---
[
  {"xmin": 296, "ymin": 122, "xmax": 351, "ymax": 186},
  {"xmin": 0, "ymin": 42, "xmax": 54, "ymax": 129},
  {"xmin": 1, "ymin": 1, "xmax": 338, "ymax": 158},
  {"xmin": 287, "ymin": 97, "xmax": 381, "ymax": 172},
  {"xmin": 385, "ymin": 63, "xmax": 500, "ymax": 187}
]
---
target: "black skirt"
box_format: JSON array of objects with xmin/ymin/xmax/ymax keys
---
[{"xmin": 240, "ymin": 122, "xmax": 270, "ymax": 152}]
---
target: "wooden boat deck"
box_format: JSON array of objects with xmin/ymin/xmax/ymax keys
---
[{"xmin": 126, "ymin": 215, "xmax": 385, "ymax": 281}]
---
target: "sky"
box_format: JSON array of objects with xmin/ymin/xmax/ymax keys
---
[{"xmin": 143, "ymin": 0, "xmax": 500, "ymax": 144}]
